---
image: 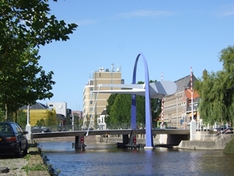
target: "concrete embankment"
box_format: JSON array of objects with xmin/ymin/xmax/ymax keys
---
[
  {"xmin": 178, "ymin": 134, "xmax": 234, "ymax": 150},
  {"xmin": 0, "ymin": 141, "xmax": 53, "ymax": 176},
  {"xmin": 27, "ymin": 143, "xmax": 51, "ymax": 176}
]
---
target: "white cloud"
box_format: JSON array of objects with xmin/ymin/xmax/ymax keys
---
[
  {"xmin": 115, "ymin": 10, "xmax": 173, "ymax": 19},
  {"xmin": 218, "ymin": 4, "xmax": 234, "ymax": 17}
]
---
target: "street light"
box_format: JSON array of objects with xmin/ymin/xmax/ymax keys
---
[
  {"xmin": 187, "ymin": 88, "xmax": 196, "ymax": 141},
  {"xmin": 26, "ymin": 105, "xmax": 32, "ymax": 141},
  {"xmin": 187, "ymin": 89, "xmax": 195, "ymax": 122}
]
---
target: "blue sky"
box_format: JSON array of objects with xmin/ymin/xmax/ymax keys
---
[{"xmin": 39, "ymin": 0, "xmax": 234, "ymax": 110}]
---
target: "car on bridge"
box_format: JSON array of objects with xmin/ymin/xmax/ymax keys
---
[
  {"xmin": 214, "ymin": 126, "xmax": 233, "ymax": 135},
  {"xmin": 31, "ymin": 126, "xmax": 50, "ymax": 133},
  {"xmin": 0, "ymin": 122, "xmax": 28, "ymax": 157}
]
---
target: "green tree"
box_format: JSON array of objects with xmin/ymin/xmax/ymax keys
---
[
  {"xmin": 0, "ymin": 47, "xmax": 55, "ymax": 121},
  {"xmin": 106, "ymin": 80, "xmax": 161, "ymax": 129},
  {"xmin": 219, "ymin": 46, "xmax": 234, "ymax": 125},
  {"xmin": 106, "ymin": 94, "xmax": 118, "ymax": 116},
  {"xmin": 17, "ymin": 110, "xmax": 27, "ymax": 128},
  {"xmin": 73, "ymin": 113, "xmax": 83, "ymax": 130},
  {"xmin": 108, "ymin": 94, "xmax": 131, "ymax": 128},
  {"xmin": 36, "ymin": 118, "xmax": 46, "ymax": 126},
  {"xmin": 0, "ymin": 0, "xmax": 78, "ymax": 120},
  {"xmin": 195, "ymin": 70, "xmax": 218, "ymax": 125},
  {"xmin": 0, "ymin": 0, "xmax": 77, "ymax": 56},
  {"xmin": 136, "ymin": 95, "xmax": 145, "ymax": 126},
  {"xmin": 195, "ymin": 46, "xmax": 234, "ymax": 126},
  {"xmin": 0, "ymin": 108, "xmax": 4, "ymax": 122},
  {"xmin": 45, "ymin": 112, "xmax": 57, "ymax": 127}
]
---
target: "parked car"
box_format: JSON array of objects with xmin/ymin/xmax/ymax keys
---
[
  {"xmin": 213, "ymin": 126, "xmax": 226, "ymax": 132},
  {"xmin": 215, "ymin": 126, "xmax": 233, "ymax": 135},
  {"xmin": 31, "ymin": 126, "xmax": 50, "ymax": 133},
  {"xmin": 0, "ymin": 122, "xmax": 28, "ymax": 157}
]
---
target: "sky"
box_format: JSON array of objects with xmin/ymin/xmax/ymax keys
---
[{"xmin": 38, "ymin": 0, "xmax": 234, "ymax": 110}]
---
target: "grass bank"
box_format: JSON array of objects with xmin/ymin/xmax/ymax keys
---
[{"xmin": 25, "ymin": 141, "xmax": 60, "ymax": 176}]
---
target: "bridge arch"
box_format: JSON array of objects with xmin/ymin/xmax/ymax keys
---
[{"xmin": 131, "ymin": 53, "xmax": 153, "ymax": 149}]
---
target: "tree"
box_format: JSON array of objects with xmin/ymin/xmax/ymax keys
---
[
  {"xmin": 195, "ymin": 46, "xmax": 234, "ymax": 126},
  {"xmin": 0, "ymin": 0, "xmax": 78, "ymax": 120},
  {"xmin": 0, "ymin": 110, "xmax": 3, "ymax": 122},
  {"xmin": 36, "ymin": 118, "xmax": 46, "ymax": 126},
  {"xmin": 0, "ymin": 47, "xmax": 55, "ymax": 120},
  {"xmin": 219, "ymin": 46, "xmax": 234, "ymax": 125},
  {"xmin": 108, "ymin": 94, "xmax": 131, "ymax": 129},
  {"xmin": 136, "ymin": 95, "xmax": 146, "ymax": 126},
  {"xmin": 0, "ymin": 0, "xmax": 77, "ymax": 57},
  {"xmin": 73, "ymin": 113, "xmax": 83, "ymax": 130},
  {"xmin": 106, "ymin": 93, "xmax": 118, "ymax": 116},
  {"xmin": 45, "ymin": 111, "xmax": 57, "ymax": 127},
  {"xmin": 195, "ymin": 70, "xmax": 220, "ymax": 125},
  {"xmin": 16, "ymin": 110, "xmax": 27, "ymax": 128},
  {"xmin": 105, "ymin": 80, "xmax": 161, "ymax": 129}
]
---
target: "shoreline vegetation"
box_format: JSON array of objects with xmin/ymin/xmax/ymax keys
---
[
  {"xmin": 28, "ymin": 141, "xmax": 60, "ymax": 176},
  {"xmin": 224, "ymin": 137, "xmax": 234, "ymax": 154},
  {"xmin": 26, "ymin": 141, "xmax": 60, "ymax": 176}
]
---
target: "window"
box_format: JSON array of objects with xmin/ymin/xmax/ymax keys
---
[
  {"xmin": 0, "ymin": 124, "xmax": 12, "ymax": 133},
  {"xmin": 12, "ymin": 123, "xmax": 23, "ymax": 133}
]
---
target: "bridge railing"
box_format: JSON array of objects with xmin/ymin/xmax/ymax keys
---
[
  {"xmin": 44, "ymin": 123, "xmax": 186, "ymax": 132},
  {"xmin": 45, "ymin": 124, "xmax": 134, "ymax": 132},
  {"xmin": 45, "ymin": 125, "xmax": 81, "ymax": 132}
]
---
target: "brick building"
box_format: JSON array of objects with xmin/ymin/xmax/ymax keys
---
[{"xmin": 163, "ymin": 74, "xmax": 200, "ymax": 128}]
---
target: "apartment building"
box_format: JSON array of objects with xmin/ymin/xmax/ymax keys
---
[
  {"xmin": 20, "ymin": 102, "xmax": 56, "ymax": 126},
  {"xmin": 83, "ymin": 65, "xmax": 124, "ymax": 129},
  {"xmin": 163, "ymin": 74, "xmax": 200, "ymax": 128}
]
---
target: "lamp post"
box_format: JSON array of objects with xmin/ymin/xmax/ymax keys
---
[
  {"xmin": 187, "ymin": 89, "xmax": 195, "ymax": 122},
  {"xmin": 188, "ymin": 67, "xmax": 196, "ymax": 140},
  {"xmin": 25, "ymin": 105, "xmax": 32, "ymax": 141},
  {"xmin": 187, "ymin": 89, "xmax": 196, "ymax": 140}
]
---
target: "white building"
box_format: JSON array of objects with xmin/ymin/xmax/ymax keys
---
[
  {"xmin": 47, "ymin": 102, "xmax": 67, "ymax": 117},
  {"xmin": 97, "ymin": 109, "xmax": 107, "ymax": 130}
]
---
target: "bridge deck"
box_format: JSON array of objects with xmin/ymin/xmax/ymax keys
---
[{"xmin": 32, "ymin": 129, "xmax": 189, "ymax": 138}]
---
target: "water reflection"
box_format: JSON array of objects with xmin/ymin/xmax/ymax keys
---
[{"xmin": 38, "ymin": 142, "xmax": 234, "ymax": 176}]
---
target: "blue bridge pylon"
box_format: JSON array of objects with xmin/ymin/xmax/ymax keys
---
[{"xmin": 92, "ymin": 53, "xmax": 177, "ymax": 149}]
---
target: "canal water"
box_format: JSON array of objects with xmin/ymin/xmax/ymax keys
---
[{"xmin": 38, "ymin": 141, "xmax": 234, "ymax": 176}]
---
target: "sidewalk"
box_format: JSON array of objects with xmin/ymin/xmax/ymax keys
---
[{"xmin": 0, "ymin": 141, "xmax": 50, "ymax": 176}]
